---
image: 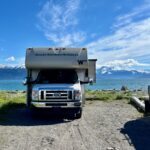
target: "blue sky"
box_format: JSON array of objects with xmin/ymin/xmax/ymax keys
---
[{"xmin": 0, "ymin": 0, "xmax": 150, "ymax": 70}]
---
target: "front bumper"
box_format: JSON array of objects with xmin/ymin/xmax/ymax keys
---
[{"xmin": 31, "ymin": 101, "xmax": 82, "ymax": 108}]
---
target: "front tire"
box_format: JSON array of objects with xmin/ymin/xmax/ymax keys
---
[
  {"xmin": 26, "ymin": 85, "xmax": 32, "ymax": 108},
  {"xmin": 75, "ymin": 108, "xmax": 82, "ymax": 119}
]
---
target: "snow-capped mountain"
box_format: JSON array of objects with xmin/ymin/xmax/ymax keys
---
[
  {"xmin": 0, "ymin": 64, "xmax": 25, "ymax": 69},
  {"xmin": 0, "ymin": 65, "xmax": 26, "ymax": 80},
  {"xmin": 97, "ymin": 66, "xmax": 150, "ymax": 78},
  {"xmin": 0, "ymin": 65, "xmax": 150, "ymax": 80}
]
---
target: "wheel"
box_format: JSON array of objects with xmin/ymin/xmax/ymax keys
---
[
  {"xmin": 26, "ymin": 85, "xmax": 32, "ymax": 108},
  {"xmin": 75, "ymin": 108, "xmax": 82, "ymax": 119},
  {"xmin": 26, "ymin": 99, "xmax": 31, "ymax": 108},
  {"xmin": 145, "ymin": 100, "xmax": 150, "ymax": 113}
]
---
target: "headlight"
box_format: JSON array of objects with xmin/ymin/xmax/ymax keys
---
[
  {"xmin": 74, "ymin": 90, "xmax": 81, "ymax": 100},
  {"xmin": 32, "ymin": 90, "xmax": 39, "ymax": 100}
]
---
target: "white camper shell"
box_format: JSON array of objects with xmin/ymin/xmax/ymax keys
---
[{"xmin": 25, "ymin": 47, "xmax": 97, "ymax": 119}]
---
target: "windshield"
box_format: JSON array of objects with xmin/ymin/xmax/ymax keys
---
[{"xmin": 36, "ymin": 69, "xmax": 78, "ymax": 84}]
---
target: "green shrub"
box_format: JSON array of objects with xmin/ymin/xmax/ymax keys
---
[
  {"xmin": 85, "ymin": 90, "xmax": 132, "ymax": 101},
  {"xmin": 116, "ymin": 94, "xmax": 123, "ymax": 100}
]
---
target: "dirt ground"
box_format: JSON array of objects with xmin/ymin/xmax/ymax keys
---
[{"xmin": 0, "ymin": 100, "xmax": 150, "ymax": 150}]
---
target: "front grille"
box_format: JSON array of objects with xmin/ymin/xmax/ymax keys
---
[{"xmin": 40, "ymin": 90, "xmax": 73, "ymax": 100}]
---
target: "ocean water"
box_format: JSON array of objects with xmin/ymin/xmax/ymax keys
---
[
  {"xmin": 87, "ymin": 78, "xmax": 150, "ymax": 91},
  {"xmin": 0, "ymin": 78, "xmax": 150, "ymax": 91},
  {"xmin": 0, "ymin": 80, "xmax": 25, "ymax": 91}
]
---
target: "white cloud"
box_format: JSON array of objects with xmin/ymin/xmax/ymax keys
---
[
  {"xmin": 5, "ymin": 56, "xmax": 15, "ymax": 62},
  {"xmin": 87, "ymin": 1, "xmax": 150, "ymax": 68},
  {"xmin": 114, "ymin": 0, "xmax": 150, "ymax": 28},
  {"xmin": 37, "ymin": 0, "xmax": 85, "ymax": 46},
  {"xmin": 2, "ymin": 57, "xmax": 25, "ymax": 68},
  {"xmin": 45, "ymin": 32, "xmax": 85, "ymax": 46}
]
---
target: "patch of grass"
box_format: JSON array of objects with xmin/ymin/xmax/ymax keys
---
[
  {"xmin": 132, "ymin": 90, "xmax": 148, "ymax": 98},
  {"xmin": 116, "ymin": 94, "xmax": 123, "ymax": 100},
  {"xmin": 0, "ymin": 91, "xmax": 26, "ymax": 114},
  {"xmin": 0, "ymin": 90, "xmax": 144, "ymax": 115},
  {"xmin": 85, "ymin": 90, "xmax": 132, "ymax": 101}
]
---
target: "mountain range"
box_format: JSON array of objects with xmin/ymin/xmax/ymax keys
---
[
  {"xmin": 0, "ymin": 65, "xmax": 150, "ymax": 79},
  {"xmin": 97, "ymin": 66, "xmax": 150, "ymax": 78},
  {"xmin": 0, "ymin": 68, "xmax": 26, "ymax": 80}
]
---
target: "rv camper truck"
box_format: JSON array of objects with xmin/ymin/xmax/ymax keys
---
[{"xmin": 24, "ymin": 47, "xmax": 97, "ymax": 118}]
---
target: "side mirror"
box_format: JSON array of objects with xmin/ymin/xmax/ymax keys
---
[
  {"xmin": 22, "ymin": 77, "xmax": 28, "ymax": 85},
  {"xmin": 80, "ymin": 78, "xmax": 94, "ymax": 85}
]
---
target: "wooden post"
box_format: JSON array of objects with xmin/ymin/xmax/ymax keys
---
[
  {"xmin": 131, "ymin": 96, "xmax": 145, "ymax": 111},
  {"xmin": 148, "ymin": 85, "xmax": 150, "ymax": 101}
]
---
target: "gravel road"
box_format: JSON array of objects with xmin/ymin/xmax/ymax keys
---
[{"xmin": 0, "ymin": 100, "xmax": 150, "ymax": 150}]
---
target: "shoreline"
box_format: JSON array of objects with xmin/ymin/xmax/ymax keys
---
[
  {"xmin": 0, "ymin": 89, "xmax": 148, "ymax": 101},
  {"xmin": 0, "ymin": 88, "xmax": 147, "ymax": 92},
  {"xmin": 0, "ymin": 78, "xmax": 150, "ymax": 92}
]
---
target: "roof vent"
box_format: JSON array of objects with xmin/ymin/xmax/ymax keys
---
[
  {"xmin": 28, "ymin": 48, "xmax": 33, "ymax": 50},
  {"xmin": 48, "ymin": 48, "xmax": 53, "ymax": 50},
  {"xmin": 82, "ymin": 48, "xmax": 87, "ymax": 51}
]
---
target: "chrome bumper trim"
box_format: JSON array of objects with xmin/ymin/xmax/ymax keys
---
[{"xmin": 31, "ymin": 101, "xmax": 82, "ymax": 108}]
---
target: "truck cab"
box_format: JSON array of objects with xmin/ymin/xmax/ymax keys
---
[{"xmin": 25, "ymin": 47, "xmax": 96, "ymax": 118}]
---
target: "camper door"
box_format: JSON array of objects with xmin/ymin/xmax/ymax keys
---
[{"xmin": 88, "ymin": 59, "xmax": 97, "ymax": 83}]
